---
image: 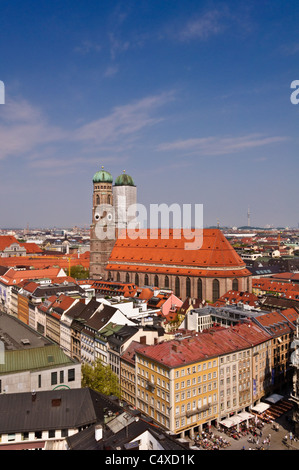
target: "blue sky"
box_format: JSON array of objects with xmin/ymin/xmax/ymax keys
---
[{"xmin": 0, "ymin": 0, "xmax": 298, "ymax": 229}]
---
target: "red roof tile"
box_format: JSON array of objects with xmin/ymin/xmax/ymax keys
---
[
  {"xmin": 137, "ymin": 322, "xmax": 270, "ymax": 368},
  {"xmin": 107, "ymin": 229, "xmax": 251, "ymax": 278}
]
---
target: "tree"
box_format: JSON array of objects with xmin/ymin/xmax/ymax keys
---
[
  {"xmin": 70, "ymin": 265, "xmax": 89, "ymax": 279},
  {"xmin": 81, "ymin": 359, "xmax": 120, "ymax": 397}
]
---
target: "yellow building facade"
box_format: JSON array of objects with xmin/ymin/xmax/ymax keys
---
[{"xmin": 136, "ymin": 350, "xmax": 219, "ymax": 437}]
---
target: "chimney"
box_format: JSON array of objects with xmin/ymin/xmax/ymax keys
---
[{"xmin": 95, "ymin": 424, "xmax": 103, "ymax": 441}]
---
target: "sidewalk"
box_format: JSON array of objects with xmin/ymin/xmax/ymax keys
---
[
  {"xmin": 191, "ymin": 407, "xmax": 298, "ymax": 451},
  {"xmin": 222, "ymin": 409, "xmax": 297, "ymax": 451}
]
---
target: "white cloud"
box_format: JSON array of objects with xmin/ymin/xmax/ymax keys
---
[
  {"xmin": 0, "ymin": 91, "xmax": 174, "ymax": 165},
  {"xmin": 74, "ymin": 92, "xmax": 173, "ymax": 146},
  {"xmin": 0, "ymin": 98, "xmax": 67, "ymax": 160},
  {"xmin": 157, "ymin": 134, "xmax": 289, "ymax": 156},
  {"xmin": 103, "ymin": 64, "xmax": 119, "ymax": 77},
  {"xmin": 178, "ymin": 10, "xmax": 226, "ymax": 41},
  {"xmin": 74, "ymin": 40, "xmax": 102, "ymax": 54}
]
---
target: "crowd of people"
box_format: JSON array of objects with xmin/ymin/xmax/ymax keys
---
[{"xmin": 194, "ymin": 430, "xmax": 231, "ymax": 450}]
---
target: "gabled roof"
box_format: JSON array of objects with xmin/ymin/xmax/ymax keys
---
[
  {"xmin": 0, "ymin": 235, "xmax": 20, "ymax": 251},
  {"xmin": 50, "ymin": 294, "xmax": 77, "ymax": 314}
]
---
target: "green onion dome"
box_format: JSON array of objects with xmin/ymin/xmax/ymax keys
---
[
  {"xmin": 114, "ymin": 170, "xmax": 135, "ymax": 186},
  {"xmin": 93, "ymin": 166, "xmax": 113, "ymax": 183}
]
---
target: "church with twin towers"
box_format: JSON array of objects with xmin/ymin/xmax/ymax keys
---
[{"xmin": 89, "ymin": 166, "xmax": 252, "ymax": 303}]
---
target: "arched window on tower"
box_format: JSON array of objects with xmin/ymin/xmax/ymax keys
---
[
  {"xmin": 175, "ymin": 276, "xmax": 180, "ymax": 297},
  {"xmin": 96, "ymin": 194, "xmax": 100, "ymax": 205},
  {"xmin": 107, "ymin": 195, "xmax": 111, "ymax": 205},
  {"xmin": 186, "ymin": 277, "xmax": 191, "ymax": 298},
  {"xmin": 154, "ymin": 275, "xmax": 159, "ymax": 287},
  {"xmin": 197, "ymin": 278, "xmax": 202, "ymax": 300},
  {"xmin": 212, "ymin": 279, "xmax": 220, "ymax": 303},
  {"xmin": 232, "ymin": 278, "xmax": 239, "ymax": 291},
  {"xmin": 145, "ymin": 274, "xmax": 149, "ymax": 285},
  {"xmin": 165, "ymin": 275, "xmax": 169, "ymax": 288}
]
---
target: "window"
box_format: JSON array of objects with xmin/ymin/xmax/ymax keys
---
[
  {"xmin": 126, "ymin": 272, "xmax": 130, "ymax": 283},
  {"xmin": 232, "ymin": 278, "xmax": 238, "ymax": 291},
  {"xmin": 212, "ymin": 279, "xmax": 220, "ymax": 303},
  {"xmin": 154, "ymin": 275, "xmax": 159, "ymax": 287},
  {"xmin": 135, "ymin": 273, "xmax": 139, "ymax": 285},
  {"xmin": 175, "ymin": 277, "xmax": 180, "ymax": 297},
  {"xmin": 165, "ymin": 275, "xmax": 169, "ymax": 288},
  {"xmin": 60, "ymin": 370, "xmax": 64, "ymax": 383},
  {"xmin": 186, "ymin": 277, "xmax": 191, "ymax": 297},
  {"xmin": 145, "ymin": 274, "xmax": 149, "ymax": 285},
  {"xmin": 197, "ymin": 278, "xmax": 202, "ymax": 300},
  {"xmin": 51, "ymin": 372, "xmax": 57, "ymax": 386},
  {"xmin": 68, "ymin": 368, "xmax": 75, "ymax": 382}
]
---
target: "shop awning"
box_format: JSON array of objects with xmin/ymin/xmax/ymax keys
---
[
  {"xmin": 265, "ymin": 393, "xmax": 284, "ymax": 404},
  {"xmin": 251, "ymin": 402, "xmax": 270, "ymax": 414},
  {"xmin": 238, "ymin": 411, "xmax": 255, "ymax": 421},
  {"xmin": 220, "ymin": 418, "xmax": 235, "ymax": 428},
  {"xmin": 229, "ymin": 415, "xmax": 243, "ymax": 425}
]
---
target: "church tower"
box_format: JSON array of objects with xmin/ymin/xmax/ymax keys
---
[
  {"xmin": 89, "ymin": 167, "xmax": 116, "ymax": 279},
  {"xmin": 113, "ymin": 170, "xmax": 137, "ymax": 237}
]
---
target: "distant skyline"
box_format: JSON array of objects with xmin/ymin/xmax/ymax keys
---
[{"xmin": 0, "ymin": 1, "xmax": 299, "ymax": 229}]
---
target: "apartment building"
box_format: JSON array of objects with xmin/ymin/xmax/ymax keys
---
[{"xmin": 134, "ymin": 322, "xmax": 275, "ymax": 438}]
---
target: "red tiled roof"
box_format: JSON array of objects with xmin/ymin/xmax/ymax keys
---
[
  {"xmin": 254, "ymin": 309, "xmax": 298, "ymax": 335},
  {"xmin": 0, "ymin": 267, "xmax": 66, "ymax": 286},
  {"xmin": 20, "ymin": 242, "xmax": 43, "ymax": 254},
  {"xmin": 252, "ymin": 278, "xmax": 299, "ymax": 300},
  {"xmin": 51, "ymin": 294, "xmax": 77, "ymax": 311},
  {"xmin": 137, "ymin": 322, "xmax": 270, "ymax": 368},
  {"xmin": 0, "ymin": 255, "xmax": 89, "ymax": 270},
  {"xmin": 213, "ymin": 290, "xmax": 259, "ymax": 307},
  {"xmin": 107, "ymin": 229, "xmax": 251, "ymax": 278},
  {"xmin": 0, "ymin": 235, "xmax": 20, "ymax": 251}
]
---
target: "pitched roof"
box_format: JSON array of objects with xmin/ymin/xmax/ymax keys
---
[
  {"xmin": 0, "ymin": 388, "xmax": 122, "ymax": 434},
  {"xmin": 0, "ymin": 267, "xmax": 66, "ymax": 286},
  {"xmin": 0, "ymin": 344, "xmax": 75, "ymax": 375},
  {"xmin": 0, "ymin": 235, "xmax": 19, "ymax": 251},
  {"xmin": 253, "ymin": 309, "xmax": 298, "ymax": 336},
  {"xmin": 19, "ymin": 242, "xmax": 43, "ymax": 254},
  {"xmin": 107, "ymin": 229, "xmax": 251, "ymax": 278},
  {"xmin": 213, "ymin": 290, "xmax": 260, "ymax": 307},
  {"xmin": 137, "ymin": 322, "xmax": 270, "ymax": 368}
]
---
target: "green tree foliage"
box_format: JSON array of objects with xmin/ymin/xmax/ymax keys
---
[
  {"xmin": 70, "ymin": 265, "xmax": 89, "ymax": 279},
  {"xmin": 81, "ymin": 360, "xmax": 120, "ymax": 397}
]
